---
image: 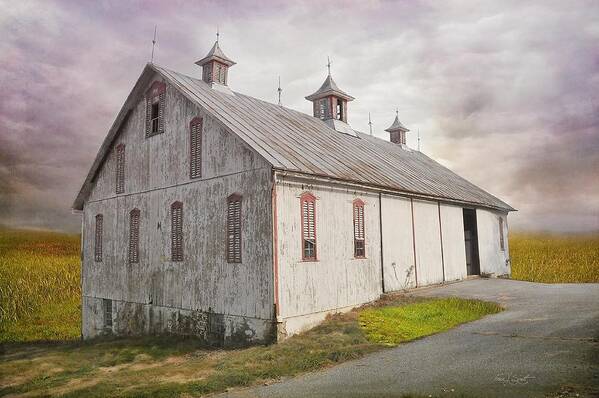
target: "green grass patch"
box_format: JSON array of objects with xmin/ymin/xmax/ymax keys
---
[
  {"xmin": 359, "ymin": 297, "xmax": 502, "ymax": 345},
  {"xmin": 510, "ymin": 232, "xmax": 599, "ymax": 283}
]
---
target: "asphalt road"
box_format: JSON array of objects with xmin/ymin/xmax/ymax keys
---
[{"xmin": 222, "ymin": 279, "xmax": 599, "ymax": 398}]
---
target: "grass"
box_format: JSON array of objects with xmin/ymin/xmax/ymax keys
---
[
  {"xmin": 0, "ymin": 296, "xmax": 500, "ymax": 398},
  {"xmin": 2, "ymin": 226, "xmax": 596, "ymax": 396},
  {"xmin": 0, "ymin": 227, "xmax": 81, "ymax": 343},
  {"xmin": 509, "ymin": 232, "xmax": 599, "ymax": 283},
  {"xmin": 359, "ymin": 297, "xmax": 502, "ymax": 346}
]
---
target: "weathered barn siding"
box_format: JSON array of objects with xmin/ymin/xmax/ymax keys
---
[
  {"xmin": 440, "ymin": 204, "xmax": 467, "ymax": 281},
  {"xmin": 381, "ymin": 195, "xmax": 416, "ymax": 291},
  {"xmin": 274, "ymin": 176, "xmax": 382, "ymax": 336},
  {"xmin": 81, "ymin": 75, "xmax": 274, "ymax": 344},
  {"xmin": 412, "ymin": 200, "xmax": 444, "ymax": 286},
  {"xmin": 476, "ymin": 208, "xmax": 511, "ymax": 277}
]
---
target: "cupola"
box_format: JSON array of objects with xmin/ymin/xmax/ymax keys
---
[
  {"xmin": 306, "ymin": 59, "xmax": 356, "ymax": 136},
  {"xmin": 385, "ymin": 110, "xmax": 410, "ymax": 146},
  {"xmin": 195, "ymin": 34, "xmax": 236, "ymax": 92}
]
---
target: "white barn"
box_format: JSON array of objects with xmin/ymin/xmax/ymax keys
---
[{"xmin": 73, "ymin": 39, "xmax": 514, "ymax": 345}]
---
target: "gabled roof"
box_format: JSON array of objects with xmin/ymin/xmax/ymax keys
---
[
  {"xmin": 195, "ymin": 41, "xmax": 236, "ymax": 67},
  {"xmin": 305, "ymin": 74, "xmax": 354, "ymax": 102},
  {"xmin": 385, "ymin": 115, "xmax": 409, "ymax": 133},
  {"xmin": 73, "ymin": 63, "xmax": 514, "ymax": 212}
]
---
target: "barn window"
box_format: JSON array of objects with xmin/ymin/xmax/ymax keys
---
[
  {"xmin": 145, "ymin": 81, "xmax": 166, "ymax": 137},
  {"xmin": 103, "ymin": 298, "xmax": 112, "ymax": 328},
  {"xmin": 301, "ymin": 193, "xmax": 317, "ymax": 261},
  {"xmin": 499, "ymin": 217, "xmax": 505, "ymax": 251},
  {"xmin": 115, "ymin": 144, "xmax": 125, "ymax": 194},
  {"xmin": 94, "ymin": 214, "xmax": 103, "ymax": 262},
  {"xmin": 353, "ymin": 199, "xmax": 365, "ymax": 258},
  {"xmin": 189, "ymin": 117, "xmax": 203, "ymax": 179},
  {"xmin": 171, "ymin": 201, "xmax": 183, "ymax": 262},
  {"xmin": 227, "ymin": 194, "xmax": 242, "ymax": 263},
  {"xmin": 128, "ymin": 208, "xmax": 140, "ymax": 264}
]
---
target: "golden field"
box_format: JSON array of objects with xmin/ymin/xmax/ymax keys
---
[
  {"xmin": 509, "ymin": 232, "xmax": 599, "ymax": 283},
  {"xmin": 0, "ymin": 227, "xmax": 598, "ymax": 344}
]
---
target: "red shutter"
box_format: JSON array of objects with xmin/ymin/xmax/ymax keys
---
[
  {"xmin": 189, "ymin": 117, "xmax": 203, "ymax": 179},
  {"xmin": 145, "ymin": 81, "xmax": 166, "ymax": 138},
  {"xmin": 353, "ymin": 199, "xmax": 365, "ymax": 258},
  {"xmin": 145, "ymin": 97, "xmax": 152, "ymax": 137},
  {"xmin": 115, "ymin": 144, "xmax": 125, "ymax": 194},
  {"xmin": 128, "ymin": 208, "xmax": 140, "ymax": 264},
  {"xmin": 171, "ymin": 201, "xmax": 183, "ymax": 262},
  {"xmin": 301, "ymin": 193, "xmax": 317, "ymax": 260},
  {"xmin": 94, "ymin": 214, "xmax": 103, "ymax": 262},
  {"xmin": 227, "ymin": 194, "xmax": 242, "ymax": 263}
]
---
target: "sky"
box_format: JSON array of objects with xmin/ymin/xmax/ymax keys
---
[{"xmin": 1, "ymin": 0, "xmax": 598, "ymax": 233}]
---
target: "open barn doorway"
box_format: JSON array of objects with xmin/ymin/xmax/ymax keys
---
[{"xmin": 463, "ymin": 209, "xmax": 480, "ymax": 275}]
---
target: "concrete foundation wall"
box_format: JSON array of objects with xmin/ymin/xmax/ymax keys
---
[
  {"xmin": 82, "ymin": 296, "xmax": 274, "ymax": 346},
  {"xmin": 476, "ymin": 208, "xmax": 511, "ymax": 277}
]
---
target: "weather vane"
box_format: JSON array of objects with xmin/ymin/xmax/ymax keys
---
[
  {"xmin": 277, "ymin": 76, "xmax": 282, "ymax": 106},
  {"xmin": 326, "ymin": 56, "xmax": 332, "ymax": 75},
  {"xmin": 150, "ymin": 25, "xmax": 157, "ymax": 63}
]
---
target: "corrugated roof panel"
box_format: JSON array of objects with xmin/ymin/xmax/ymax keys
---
[{"xmin": 156, "ymin": 65, "xmax": 513, "ymax": 211}]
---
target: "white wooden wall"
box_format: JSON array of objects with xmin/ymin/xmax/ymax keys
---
[
  {"xmin": 440, "ymin": 204, "xmax": 467, "ymax": 281},
  {"xmin": 476, "ymin": 208, "xmax": 511, "ymax": 276},
  {"xmin": 274, "ymin": 177, "xmax": 382, "ymax": 335},
  {"xmin": 412, "ymin": 200, "xmax": 444, "ymax": 286},
  {"xmin": 381, "ymin": 195, "xmax": 416, "ymax": 290},
  {"xmin": 82, "ymin": 75, "xmax": 274, "ymax": 338}
]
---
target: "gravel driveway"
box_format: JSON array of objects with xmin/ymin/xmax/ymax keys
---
[{"xmin": 222, "ymin": 279, "xmax": 599, "ymax": 398}]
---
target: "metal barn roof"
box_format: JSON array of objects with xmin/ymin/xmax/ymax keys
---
[{"xmin": 73, "ymin": 63, "xmax": 514, "ymax": 212}]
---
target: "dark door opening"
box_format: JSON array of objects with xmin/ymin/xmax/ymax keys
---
[{"xmin": 463, "ymin": 209, "xmax": 480, "ymax": 276}]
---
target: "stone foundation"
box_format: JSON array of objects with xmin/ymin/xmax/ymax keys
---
[{"xmin": 82, "ymin": 296, "xmax": 275, "ymax": 346}]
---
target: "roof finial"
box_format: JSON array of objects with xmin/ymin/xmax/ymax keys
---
[
  {"xmin": 396, "ymin": 107, "xmax": 399, "ymax": 117},
  {"xmin": 150, "ymin": 25, "xmax": 157, "ymax": 63},
  {"xmin": 418, "ymin": 129, "xmax": 421, "ymax": 151},
  {"xmin": 216, "ymin": 25, "xmax": 220, "ymax": 43},
  {"xmin": 326, "ymin": 56, "xmax": 332, "ymax": 76},
  {"xmin": 277, "ymin": 76, "xmax": 282, "ymax": 106},
  {"xmin": 368, "ymin": 112, "xmax": 373, "ymax": 136}
]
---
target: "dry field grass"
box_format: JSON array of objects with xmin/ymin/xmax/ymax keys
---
[{"xmin": 509, "ymin": 232, "xmax": 599, "ymax": 283}]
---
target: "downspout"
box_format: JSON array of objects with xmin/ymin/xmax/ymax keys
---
[
  {"xmin": 271, "ymin": 173, "xmax": 280, "ymax": 322},
  {"xmin": 379, "ymin": 193, "xmax": 385, "ymax": 294},
  {"xmin": 410, "ymin": 198, "xmax": 418, "ymax": 287},
  {"xmin": 437, "ymin": 202, "xmax": 446, "ymax": 283}
]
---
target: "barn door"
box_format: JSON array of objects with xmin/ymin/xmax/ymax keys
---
[{"xmin": 463, "ymin": 209, "xmax": 480, "ymax": 275}]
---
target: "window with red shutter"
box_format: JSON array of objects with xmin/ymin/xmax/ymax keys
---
[
  {"xmin": 227, "ymin": 194, "xmax": 242, "ymax": 263},
  {"xmin": 189, "ymin": 117, "xmax": 203, "ymax": 179},
  {"xmin": 300, "ymin": 193, "xmax": 317, "ymax": 261},
  {"xmin": 94, "ymin": 214, "xmax": 103, "ymax": 262},
  {"xmin": 171, "ymin": 201, "xmax": 183, "ymax": 262},
  {"xmin": 128, "ymin": 208, "xmax": 140, "ymax": 264},
  {"xmin": 145, "ymin": 81, "xmax": 166, "ymax": 137},
  {"xmin": 115, "ymin": 144, "xmax": 125, "ymax": 194},
  {"xmin": 353, "ymin": 199, "xmax": 366, "ymax": 258}
]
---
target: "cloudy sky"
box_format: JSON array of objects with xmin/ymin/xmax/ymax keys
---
[{"xmin": 1, "ymin": 0, "xmax": 598, "ymax": 233}]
